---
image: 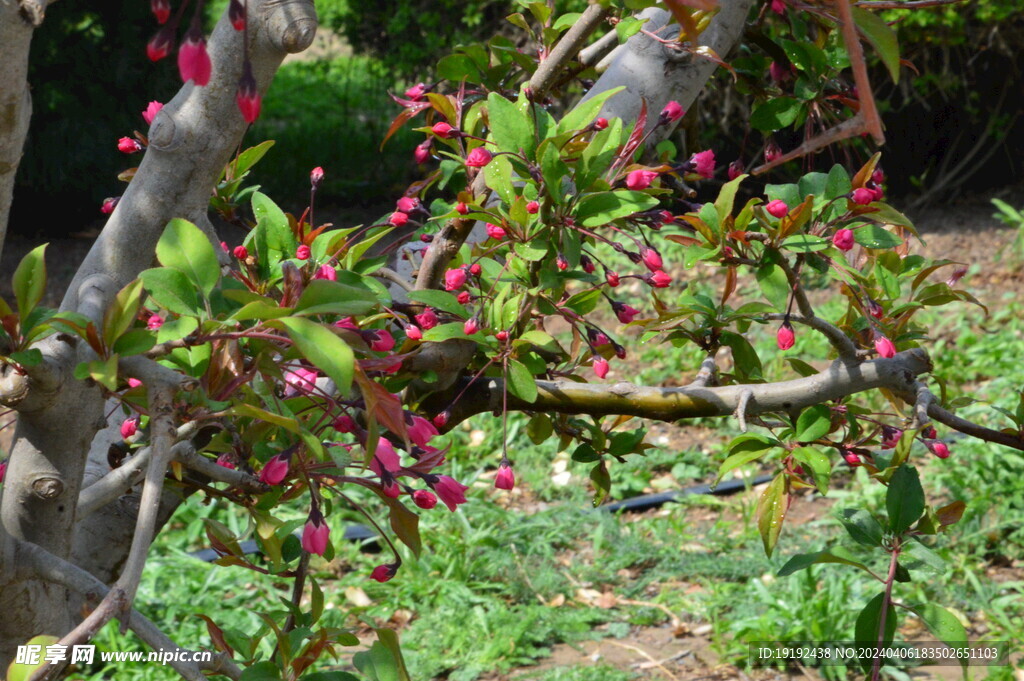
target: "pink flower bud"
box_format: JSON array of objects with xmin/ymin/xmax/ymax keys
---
[
  {"xmin": 556, "ymin": 254, "xmax": 569, "ymax": 271},
  {"xmin": 606, "ymin": 271, "xmax": 620, "ymax": 287},
  {"xmin": 946, "ymin": 267, "xmax": 968, "ymax": 288},
  {"xmin": 147, "ymin": 27, "xmax": 175, "ymax": 62},
  {"xmin": 120, "ymin": 417, "xmax": 139, "ymax": 440},
  {"xmin": 413, "ymin": 489, "xmax": 437, "ymax": 509},
  {"xmin": 405, "ymin": 82, "xmax": 427, "ymax": 101},
  {"xmin": 235, "ymin": 61, "xmax": 261, "ymax": 123},
  {"xmin": 333, "ymin": 414, "xmax": 356, "ymax": 433},
  {"xmin": 147, "ymin": 314, "xmax": 164, "ymax": 330},
  {"xmin": 215, "ymin": 453, "xmax": 235, "ymax": 469},
  {"xmin": 593, "ymin": 117, "xmax": 609, "ymax": 130},
  {"xmin": 370, "ymin": 563, "xmax": 398, "ymax": 582},
  {"xmin": 660, "ymin": 100, "xmax": 685, "ymax": 122},
  {"xmin": 456, "ymin": 202, "xmax": 469, "ymax": 215},
  {"xmin": 832, "ymin": 228, "xmax": 855, "ymax": 252},
  {"xmin": 457, "ymin": 291, "xmax": 471, "ymax": 304},
  {"xmin": 495, "ymin": 331, "xmax": 509, "ymax": 342},
  {"xmin": 690, "ymin": 149, "xmax": 716, "ymax": 179},
  {"xmin": 432, "ymin": 121, "xmax": 457, "ymax": 138},
  {"xmin": 872, "ymin": 167, "xmax": 885, "ymax": 185},
  {"xmin": 396, "ymin": 196, "xmax": 419, "ymax": 213},
  {"xmin": 843, "ymin": 452, "xmax": 862, "ymax": 466},
  {"xmin": 485, "ymin": 223, "xmax": 506, "ymax": 240},
  {"xmin": 259, "ymin": 454, "xmax": 290, "ymax": 485},
  {"xmin": 101, "ymin": 197, "xmax": 120, "ymax": 214},
  {"xmin": 220, "ymin": 241, "xmax": 229, "ymax": 252},
  {"xmin": 465, "ymin": 147, "xmax": 493, "ymax": 168},
  {"xmin": 881, "ymin": 426, "xmax": 902, "ymax": 448},
  {"xmin": 581, "ymin": 255, "xmax": 596, "ymax": 274},
  {"xmin": 142, "ymin": 101, "xmax": 163, "ymax": 125},
  {"xmin": 612, "ymin": 301, "xmax": 640, "ymax": 324},
  {"xmin": 593, "ymin": 357, "xmax": 610, "ymax": 379},
  {"xmin": 922, "ymin": 425, "xmax": 937, "ymax": 439},
  {"xmin": 283, "ymin": 367, "xmax": 318, "ymax": 397},
  {"xmin": 389, "ymin": 211, "xmax": 409, "ymax": 227},
  {"xmin": 433, "ymin": 475, "xmax": 470, "ymax": 511},
  {"xmin": 874, "ymin": 335, "xmax": 896, "ymax": 358},
  {"xmin": 151, "ymin": 0, "xmax": 170, "ymax": 24},
  {"xmin": 232, "ymin": 245, "xmax": 248, "ymax": 260},
  {"xmin": 764, "ymin": 140, "xmax": 782, "ymax": 163},
  {"xmin": 118, "ymin": 137, "xmax": 142, "ymax": 154},
  {"xmin": 851, "ymin": 187, "xmax": 874, "ymax": 205},
  {"xmin": 641, "ymin": 247, "xmax": 663, "ymax": 272},
  {"xmin": 414, "ymin": 140, "xmax": 432, "ymax": 164},
  {"xmin": 526, "ymin": 200, "xmax": 540, "ymax": 214},
  {"xmin": 229, "ymin": 0, "xmax": 246, "ymax": 30},
  {"xmin": 769, "ymin": 61, "xmax": 790, "ymax": 83},
  {"xmin": 314, "ymin": 264, "xmax": 337, "ymax": 281},
  {"xmin": 771, "ymin": 0, "xmax": 787, "ymax": 13},
  {"xmin": 334, "ymin": 317, "xmax": 359, "ymax": 331},
  {"xmin": 302, "ymin": 511, "xmax": 331, "ymax": 556},
  {"xmin": 463, "ymin": 318, "xmax": 479, "ymax": 335},
  {"xmin": 926, "ymin": 440, "xmax": 951, "ymax": 459},
  {"xmin": 444, "ymin": 267, "xmax": 468, "ymax": 291},
  {"xmin": 414, "ymin": 308, "xmax": 438, "ymax": 330},
  {"xmin": 469, "ymin": 263, "xmax": 482, "ymax": 276},
  {"xmin": 178, "ymin": 28, "xmax": 212, "ymax": 86},
  {"xmin": 646, "ymin": 270, "xmax": 672, "ymax": 288},
  {"xmin": 384, "ymin": 482, "xmax": 401, "ymax": 498},
  {"xmin": 0, "ymin": 460, "xmax": 6, "ymax": 484},
  {"xmin": 370, "ymin": 437, "xmax": 402, "ymax": 475},
  {"xmin": 626, "ymin": 169, "xmax": 659, "ymax": 191},
  {"xmin": 866, "ymin": 298, "xmax": 884, "ymax": 319},
  {"xmin": 406, "ymin": 325, "xmax": 423, "ymax": 340},
  {"xmin": 127, "ymin": 377, "xmax": 143, "ymax": 389},
  {"xmin": 310, "ymin": 166, "xmax": 324, "ymax": 188},
  {"xmin": 408, "ymin": 415, "xmax": 439, "ymax": 447},
  {"xmin": 432, "ymin": 411, "xmax": 450, "ymax": 428},
  {"xmin": 777, "ymin": 321, "xmax": 795, "ymax": 350},
  {"xmin": 765, "ymin": 199, "xmax": 788, "ymax": 218},
  {"xmin": 296, "ymin": 244, "xmax": 311, "ymax": 260},
  {"xmin": 365, "ymin": 329, "xmax": 395, "ymax": 352},
  {"xmin": 495, "ymin": 462, "xmax": 515, "ymax": 490},
  {"xmin": 728, "ymin": 160, "xmax": 744, "ymax": 181}
]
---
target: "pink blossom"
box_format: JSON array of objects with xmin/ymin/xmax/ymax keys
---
[
  {"xmin": 396, "ymin": 196, "xmax": 419, "ymax": 213},
  {"xmin": 613, "ymin": 302, "xmax": 640, "ymax": 324},
  {"xmin": 233, "ymin": 245, "xmax": 248, "ymax": 260},
  {"xmin": 334, "ymin": 317, "xmax": 359, "ymax": 331},
  {"xmin": 296, "ymin": 244, "xmax": 311, "ymax": 260},
  {"xmin": 764, "ymin": 140, "xmax": 782, "ymax": 163},
  {"xmin": 370, "ymin": 437, "xmax": 402, "ymax": 475},
  {"xmin": 147, "ymin": 27, "xmax": 174, "ymax": 62},
  {"xmin": 405, "ymin": 82, "xmax": 427, "ymax": 101},
  {"xmin": 874, "ymin": 335, "xmax": 896, "ymax": 358},
  {"xmin": 444, "ymin": 268, "xmax": 467, "ymax": 291},
  {"xmin": 592, "ymin": 332, "xmax": 611, "ymax": 347},
  {"xmin": 432, "ymin": 121, "xmax": 456, "ymax": 138},
  {"xmin": 147, "ymin": 314, "xmax": 164, "ymax": 330},
  {"xmin": 556, "ymin": 254, "xmax": 569, "ymax": 271},
  {"xmin": 283, "ymin": 367, "xmax": 318, "ymax": 397},
  {"xmin": 216, "ymin": 453, "xmax": 236, "ymax": 470},
  {"xmin": 495, "ymin": 462, "xmax": 515, "ymax": 490},
  {"xmin": 526, "ymin": 200, "xmax": 540, "ymax": 214},
  {"xmin": 851, "ymin": 187, "xmax": 874, "ymax": 205},
  {"xmin": 728, "ymin": 160, "xmax": 744, "ymax": 181},
  {"xmin": 333, "ymin": 414, "xmax": 356, "ymax": 433},
  {"xmin": 120, "ymin": 417, "xmax": 139, "ymax": 440},
  {"xmin": 881, "ymin": 426, "xmax": 902, "ymax": 448},
  {"xmin": 869, "ymin": 184, "xmax": 884, "ymax": 201},
  {"xmin": 626, "ymin": 169, "xmax": 658, "ymax": 191},
  {"xmin": 235, "ymin": 62, "xmax": 261, "ymax": 123},
  {"xmin": 151, "ymin": 0, "xmax": 170, "ymax": 24},
  {"xmin": 866, "ymin": 299, "xmax": 884, "ymax": 319},
  {"xmin": 646, "ymin": 270, "xmax": 672, "ymax": 288},
  {"xmin": 457, "ymin": 291, "xmax": 471, "ymax": 304},
  {"xmin": 142, "ymin": 101, "xmax": 164, "ymax": 125},
  {"xmin": 118, "ymin": 137, "xmax": 142, "ymax": 154},
  {"xmin": 660, "ymin": 100, "xmax": 685, "ymax": 122},
  {"xmin": 414, "ymin": 141, "xmax": 431, "ymax": 164},
  {"xmin": 765, "ymin": 199, "xmax": 789, "ymax": 218},
  {"xmin": 593, "ymin": 357, "xmax": 610, "ymax": 379},
  {"xmin": 832, "ymin": 228, "xmax": 855, "ymax": 252},
  {"xmin": 843, "ymin": 452, "xmax": 862, "ymax": 466},
  {"xmin": 259, "ymin": 454, "xmax": 290, "ymax": 485},
  {"xmin": 469, "ymin": 263, "xmax": 482, "ymax": 276},
  {"xmin": 101, "ymin": 197, "xmax": 120, "ymax": 214},
  {"xmin": 406, "ymin": 325, "xmax": 423, "ymax": 340},
  {"xmin": 389, "ymin": 211, "xmax": 409, "ymax": 227},
  {"xmin": 314, "ymin": 264, "xmax": 337, "ymax": 281},
  {"xmin": 310, "ymin": 166, "xmax": 324, "ymax": 187},
  {"xmin": 606, "ymin": 271, "xmax": 620, "ymax": 287},
  {"xmin": 485, "ymin": 223, "xmax": 506, "ymax": 240},
  {"xmin": 771, "ymin": 0, "xmax": 786, "ymax": 14},
  {"xmin": 414, "ymin": 308, "xmax": 438, "ymax": 330},
  {"xmin": 178, "ymin": 29, "xmax": 212, "ymax": 86},
  {"xmin": 433, "ymin": 475, "xmax": 470, "ymax": 511},
  {"xmin": 872, "ymin": 167, "xmax": 885, "ymax": 185},
  {"xmin": 370, "ymin": 563, "xmax": 398, "ymax": 582},
  {"xmin": 465, "ymin": 147, "xmax": 493, "ymax": 168},
  {"xmin": 127, "ymin": 378, "xmax": 143, "ymax": 389},
  {"xmin": 229, "ymin": 0, "xmax": 246, "ymax": 30},
  {"xmin": 923, "ymin": 425, "xmax": 937, "ymax": 439},
  {"xmin": 301, "ymin": 512, "xmax": 331, "ymax": 556},
  {"xmin": 769, "ymin": 61, "xmax": 790, "ymax": 83},
  {"xmin": 413, "ymin": 489, "xmax": 438, "ymax": 509},
  {"xmin": 593, "ymin": 117, "xmax": 609, "ymax": 130},
  {"xmin": 456, "ymin": 202, "xmax": 469, "ymax": 215},
  {"xmin": 365, "ymin": 329, "xmax": 395, "ymax": 352},
  {"xmin": 463, "ymin": 318, "xmax": 479, "ymax": 335},
  {"xmin": 690, "ymin": 150, "xmax": 716, "ymax": 179},
  {"xmin": 0, "ymin": 460, "xmax": 7, "ymax": 484},
  {"xmin": 641, "ymin": 247, "xmax": 663, "ymax": 271},
  {"xmin": 495, "ymin": 330, "xmax": 509, "ymax": 342},
  {"xmin": 926, "ymin": 440, "xmax": 951, "ymax": 459},
  {"xmin": 777, "ymin": 321, "xmax": 795, "ymax": 350},
  {"xmin": 432, "ymin": 411, "xmax": 450, "ymax": 428},
  {"xmin": 581, "ymin": 255, "xmax": 596, "ymax": 273},
  {"xmin": 408, "ymin": 416, "xmax": 439, "ymax": 447}
]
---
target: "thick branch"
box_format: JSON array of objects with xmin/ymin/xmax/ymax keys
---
[
  {"xmin": 450, "ymin": 349, "xmax": 932, "ymax": 423},
  {"xmin": 0, "ymin": 0, "xmax": 37, "ymax": 260},
  {"xmin": 529, "ymin": 3, "xmax": 611, "ymax": 100}
]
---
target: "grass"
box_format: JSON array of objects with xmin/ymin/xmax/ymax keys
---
[{"xmin": 75, "ymin": 292, "xmax": 1023, "ymax": 681}]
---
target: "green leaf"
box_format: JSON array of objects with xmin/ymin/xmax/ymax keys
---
[
  {"xmin": 250, "ymin": 192, "xmax": 297, "ymax": 275},
  {"xmin": 232, "ymin": 301, "xmax": 293, "ymax": 322},
  {"xmin": 792, "ymin": 446, "xmax": 832, "ymax": 495},
  {"xmin": 506, "ymin": 359, "xmax": 538, "ymax": 403},
  {"xmin": 6, "ymin": 635, "xmax": 59, "ymax": 681},
  {"xmin": 487, "ymin": 92, "xmax": 534, "ymax": 158},
  {"xmin": 526, "ymin": 413, "xmax": 553, "ymax": 445},
  {"xmin": 103, "ymin": 279, "xmax": 144, "ymax": 347},
  {"xmin": 714, "ymin": 173, "xmax": 746, "ymax": 224},
  {"xmin": 238, "ymin": 661, "xmax": 282, "ymax": 681},
  {"xmin": 483, "ymin": 152, "xmax": 515, "ymax": 205},
  {"xmin": 886, "ymin": 464, "xmax": 925, "ymax": 534},
  {"xmin": 407, "ymin": 290, "xmax": 470, "ymax": 317},
  {"xmin": 557, "ymin": 86, "xmax": 624, "ymax": 134},
  {"xmin": 73, "ymin": 355, "xmax": 119, "ymax": 392},
  {"xmin": 719, "ymin": 330, "xmax": 762, "ymax": 381},
  {"xmin": 576, "ymin": 191, "xmax": 659, "ymax": 227},
  {"xmin": 514, "ymin": 240, "xmax": 549, "ymax": 262},
  {"xmin": 383, "ymin": 497, "xmax": 422, "ymax": 558},
  {"xmin": 12, "ymin": 244, "xmax": 47, "ymax": 325},
  {"xmin": 294, "ymin": 280, "xmax": 379, "ymax": 317},
  {"xmin": 852, "ymin": 7, "xmax": 900, "ymax": 83},
  {"xmin": 755, "ymin": 261, "xmax": 790, "ymax": 310},
  {"xmin": 777, "ymin": 547, "xmax": 872, "ymax": 576},
  {"xmin": 273, "ymin": 317, "xmax": 354, "ymax": 397},
  {"xmin": 756, "ymin": 473, "xmax": 788, "ymax": 557},
  {"xmin": 837, "ymin": 508, "xmax": 884, "ymax": 547},
  {"xmin": 854, "ymin": 224, "xmax": 903, "ymax": 249},
  {"xmin": 112, "ymin": 328, "xmax": 157, "ymax": 356},
  {"xmin": 564, "ymin": 289, "xmax": 602, "ymax": 315},
  {"xmin": 854, "ymin": 592, "xmax": 897, "ymax": 673},
  {"xmin": 156, "ymin": 315, "xmax": 199, "ymax": 343},
  {"xmin": 715, "ymin": 434, "xmax": 779, "ymax": 486},
  {"xmin": 901, "ymin": 539, "xmax": 945, "ymax": 574},
  {"xmin": 795, "ymin": 404, "xmax": 832, "ymax": 441},
  {"xmin": 156, "ymin": 219, "xmax": 220, "ymax": 297},
  {"xmin": 750, "ymin": 97, "xmax": 803, "ymax": 131},
  {"xmin": 422, "ymin": 322, "xmax": 475, "ymax": 343},
  {"xmin": 782, "ymin": 234, "xmax": 830, "ymax": 252},
  {"xmin": 912, "ymin": 603, "xmax": 968, "ymax": 666},
  {"xmin": 232, "ymin": 403, "xmax": 301, "ymax": 434},
  {"xmin": 825, "ymin": 164, "xmax": 852, "ymax": 199},
  {"xmin": 140, "ymin": 267, "xmax": 201, "ymax": 315},
  {"xmin": 354, "ymin": 631, "xmax": 412, "ymax": 681},
  {"xmin": 590, "ymin": 461, "xmax": 611, "ymax": 506},
  {"xmin": 230, "ymin": 140, "xmax": 275, "ymax": 179}
]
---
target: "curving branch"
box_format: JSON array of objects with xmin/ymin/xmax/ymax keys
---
[
  {"xmin": 764, "ymin": 313, "xmax": 862, "ymax": 363},
  {"xmin": 529, "ymin": 3, "xmax": 611, "ymax": 100}
]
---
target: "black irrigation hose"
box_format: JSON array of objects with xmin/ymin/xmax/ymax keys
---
[{"xmin": 188, "ymin": 474, "xmax": 775, "ymax": 563}]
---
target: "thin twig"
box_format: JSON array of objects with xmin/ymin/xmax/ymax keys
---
[
  {"xmin": 374, "ymin": 266, "xmax": 413, "ymax": 292},
  {"xmin": 735, "ymin": 388, "xmax": 753, "ymax": 432},
  {"xmin": 690, "ymin": 354, "xmax": 718, "ymax": 387},
  {"xmin": 578, "ymin": 26, "xmax": 619, "ymax": 66},
  {"xmin": 529, "ymin": 3, "xmax": 612, "ymax": 99}
]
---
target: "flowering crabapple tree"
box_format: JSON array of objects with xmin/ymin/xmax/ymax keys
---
[{"xmin": 1, "ymin": 0, "xmax": 1022, "ymax": 679}]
